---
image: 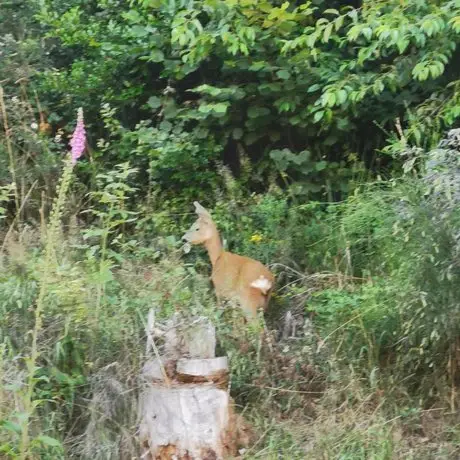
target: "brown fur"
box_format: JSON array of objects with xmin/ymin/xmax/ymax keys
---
[{"xmin": 183, "ymin": 202, "xmax": 274, "ymax": 318}]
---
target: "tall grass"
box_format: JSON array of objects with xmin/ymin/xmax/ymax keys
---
[{"xmin": 1, "ymin": 94, "xmax": 460, "ymax": 458}]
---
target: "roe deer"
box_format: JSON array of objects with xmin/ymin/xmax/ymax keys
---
[{"xmin": 182, "ymin": 202, "xmax": 274, "ymax": 319}]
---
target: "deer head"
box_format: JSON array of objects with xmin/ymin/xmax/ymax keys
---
[{"xmin": 182, "ymin": 202, "xmax": 217, "ymax": 245}]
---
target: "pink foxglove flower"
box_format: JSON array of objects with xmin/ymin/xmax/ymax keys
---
[{"xmin": 69, "ymin": 107, "xmax": 86, "ymax": 165}]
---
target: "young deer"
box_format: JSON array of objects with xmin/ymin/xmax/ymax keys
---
[{"xmin": 182, "ymin": 202, "xmax": 274, "ymax": 319}]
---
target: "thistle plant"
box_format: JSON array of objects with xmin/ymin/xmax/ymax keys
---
[{"xmin": 19, "ymin": 108, "xmax": 86, "ymax": 459}]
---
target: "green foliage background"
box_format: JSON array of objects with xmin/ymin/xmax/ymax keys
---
[
  {"xmin": 4, "ymin": 0, "xmax": 460, "ymax": 203},
  {"xmin": 2, "ymin": 0, "xmax": 460, "ymax": 458}
]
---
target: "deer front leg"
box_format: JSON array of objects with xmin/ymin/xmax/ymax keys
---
[{"xmin": 213, "ymin": 282, "xmax": 228, "ymax": 312}]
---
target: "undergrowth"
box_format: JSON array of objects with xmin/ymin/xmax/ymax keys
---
[{"xmin": 1, "ymin": 95, "xmax": 460, "ymax": 458}]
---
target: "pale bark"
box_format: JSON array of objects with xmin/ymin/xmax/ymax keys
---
[{"xmin": 139, "ymin": 311, "xmax": 241, "ymax": 460}]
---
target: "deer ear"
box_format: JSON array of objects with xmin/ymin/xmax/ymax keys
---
[{"xmin": 193, "ymin": 201, "xmax": 212, "ymax": 219}]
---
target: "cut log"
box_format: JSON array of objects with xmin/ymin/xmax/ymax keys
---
[
  {"xmin": 176, "ymin": 357, "xmax": 228, "ymax": 387},
  {"xmin": 142, "ymin": 358, "xmax": 175, "ymax": 383},
  {"xmin": 176, "ymin": 357, "xmax": 228, "ymax": 378},
  {"xmin": 161, "ymin": 314, "xmax": 216, "ymax": 359},
  {"xmin": 139, "ymin": 385, "xmax": 234, "ymax": 460},
  {"xmin": 139, "ymin": 312, "xmax": 239, "ymax": 459},
  {"xmin": 181, "ymin": 319, "xmax": 216, "ymax": 359}
]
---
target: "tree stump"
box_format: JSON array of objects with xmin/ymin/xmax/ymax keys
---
[{"xmin": 139, "ymin": 312, "xmax": 239, "ymax": 459}]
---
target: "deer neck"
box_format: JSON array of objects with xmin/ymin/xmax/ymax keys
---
[{"xmin": 204, "ymin": 231, "xmax": 223, "ymax": 267}]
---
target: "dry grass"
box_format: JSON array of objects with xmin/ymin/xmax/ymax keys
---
[
  {"xmin": 66, "ymin": 363, "xmax": 139, "ymax": 460},
  {"xmin": 243, "ymin": 382, "xmax": 460, "ymax": 459},
  {"xmin": 1, "ymin": 224, "xmax": 460, "ymax": 459}
]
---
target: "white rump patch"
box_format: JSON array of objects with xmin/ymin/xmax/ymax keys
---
[{"xmin": 250, "ymin": 276, "xmax": 272, "ymax": 295}]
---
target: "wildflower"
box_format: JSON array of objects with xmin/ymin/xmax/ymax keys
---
[
  {"xmin": 250, "ymin": 233, "xmax": 263, "ymax": 243},
  {"xmin": 30, "ymin": 122, "xmax": 38, "ymax": 131},
  {"xmin": 69, "ymin": 107, "xmax": 86, "ymax": 165}
]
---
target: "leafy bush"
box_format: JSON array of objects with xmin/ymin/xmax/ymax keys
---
[
  {"xmin": 306, "ymin": 130, "xmax": 460, "ymax": 400},
  {"xmin": 4, "ymin": 0, "xmax": 456, "ymax": 207}
]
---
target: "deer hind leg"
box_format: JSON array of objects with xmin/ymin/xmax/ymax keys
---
[
  {"xmin": 262, "ymin": 288, "xmax": 272, "ymax": 311},
  {"xmin": 238, "ymin": 288, "xmax": 268, "ymax": 319}
]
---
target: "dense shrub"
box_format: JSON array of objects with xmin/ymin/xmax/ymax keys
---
[
  {"xmin": 3, "ymin": 0, "xmax": 460, "ymax": 211},
  {"xmin": 307, "ymin": 130, "xmax": 460, "ymax": 399}
]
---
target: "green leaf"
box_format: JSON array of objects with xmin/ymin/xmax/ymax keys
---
[
  {"xmin": 159, "ymin": 120, "xmax": 172, "ymax": 131},
  {"xmin": 35, "ymin": 435, "xmax": 62, "ymax": 448},
  {"xmin": 213, "ymin": 103, "xmax": 229, "ymax": 114},
  {"xmin": 240, "ymin": 43, "xmax": 249, "ymax": 55},
  {"xmin": 412, "ymin": 62, "xmax": 430, "ymax": 81},
  {"xmin": 429, "ymin": 61, "xmax": 445, "ymax": 79},
  {"xmin": 361, "ymin": 27, "xmax": 372, "ymax": 40},
  {"xmin": 315, "ymin": 161, "xmax": 327, "ymax": 171},
  {"xmin": 1, "ymin": 420, "xmax": 22, "ymax": 434},
  {"xmin": 347, "ymin": 24, "xmax": 362, "ymax": 41},
  {"xmin": 372, "ymin": 80, "xmax": 384, "ymax": 95},
  {"xmin": 232, "ymin": 128, "xmax": 243, "ymax": 140},
  {"xmin": 129, "ymin": 25, "xmax": 148, "ymax": 37},
  {"xmin": 396, "ymin": 38, "xmax": 409, "ymax": 54},
  {"xmin": 313, "ymin": 110, "xmax": 324, "ymax": 123},
  {"xmin": 449, "ymin": 16, "xmax": 460, "ymax": 33},
  {"xmin": 198, "ymin": 104, "xmax": 212, "ymax": 113},
  {"xmin": 336, "ymin": 89, "xmax": 347, "ymax": 104},
  {"xmin": 278, "ymin": 101, "xmax": 292, "ymax": 112},
  {"xmin": 269, "ymin": 148, "xmax": 290, "ymax": 170},
  {"xmin": 276, "ymin": 69, "xmax": 291, "ymax": 80},
  {"xmin": 335, "ymin": 15, "xmax": 344, "ymax": 31},
  {"xmin": 247, "ymin": 106, "xmax": 271, "ymax": 118},
  {"xmin": 249, "ymin": 61, "xmax": 266, "ymax": 71},
  {"xmin": 421, "ymin": 18, "xmax": 435, "ymax": 37},
  {"xmin": 348, "ymin": 9, "xmax": 359, "ymax": 23},
  {"xmin": 323, "ymin": 23, "xmax": 333, "ymax": 43},
  {"xmin": 83, "ymin": 228, "xmax": 106, "ymax": 239},
  {"xmin": 122, "ymin": 10, "xmax": 142, "ymax": 24},
  {"xmin": 245, "ymin": 131, "xmax": 262, "ymax": 145},
  {"xmin": 322, "ymin": 92, "xmax": 337, "ymax": 108},
  {"xmin": 147, "ymin": 96, "xmax": 162, "ymax": 109},
  {"xmin": 292, "ymin": 150, "xmax": 310, "ymax": 165},
  {"xmin": 148, "ymin": 49, "xmax": 165, "ymax": 62}
]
